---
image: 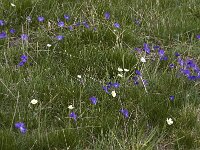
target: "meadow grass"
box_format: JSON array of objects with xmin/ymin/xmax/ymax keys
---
[{"xmin": 1, "ymin": 0, "xmax": 200, "ymax": 149}]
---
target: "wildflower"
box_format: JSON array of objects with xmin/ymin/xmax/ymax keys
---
[
  {"xmin": 83, "ymin": 22, "xmax": 90, "ymax": 28},
  {"xmin": 77, "ymin": 75, "xmax": 82, "ymax": 79},
  {"xmin": 21, "ymin": 34, "xmax": 28, "ymax": 41},
  {"xmin": 103, "ymin": 86, "xmax": 109, "ymax": 94},
  {"xmin": 15, "ymin": 122, "xmax": 27, "ymax": 134},
  {"xmin": 0, "ymin": 20, "xmax": 5, "ymax": 26},
  {"xmin": 112, "ymin": 82, "xmax": 120, "ymax": 88},
  {"xmin": 188, "ymin": 75, "xmax": 197, "ymax": 81},
  {"xmin": 21, "ymin": 55, "xmax": 28, "ymax": 62},
  {"xmin": 64, "ymin": 14, "xmax": 70, "ymax": 21},
  {"xmin": 169, "ymin": 64, "xmax": 175, "ymax": 69},
  {"xmin": 30, "ymin": 99, "xmax": 38, "ymax": 104},
  {"xmin": 175, "ymin": 52, "xmax": 180, "ymax": 57},
  {"xmin": 124, "ymin": 68, "xmax": 129, "ymax": 72},
  {"xmin": 9, "ymin": 28, "xmax": 16, "ymax": 34},
  {"xmin": 143, "ymin": 43, "xmax": 150, "ymax": 54},
  {"xmin": 196, "ymin": 34, "xmax": 200, "ymax": 40},
  {"xmin": 117, "ymin": 74, "xmax": 123, "ymax": 77},
  {"xmin": 114, "ymin": 22, "xmax": 120, "ymax": 28},
  {"xmin": 169, "ymin": 96, "xmax": 175, "ymax": 101},
  {"xmin": 118, "ymin": 67, "xmax": 123, "ymax": 72},
  {"xmin": 11, "ymin": 3, "xmax": 16, "ymax": 7},
  {"xmin": 68, "ymin": 105, "xmax": 74, "ymax": 110},
  {"xmin": 68, "ymin": 25, "xmax": 73, "ymax": 31},
  {"xmin": 104, "ymin": 12, "xmax": 110, "ymax": 20},
  {"xmin": 0, "ymin": 32, "xmax": 7, "ymax": 39},
  {"xmin": 89, "ymin": 96, "xmax": 97, "ymax": 105},
  {"xmin": 140, "ymin": 57, "xmax": 146, "ymax": 63},
  {"xmin": 120, "ymin": 108, "xmax": 129, "ymax": 118},
  {"xmin": 38, "ymin": 16, "xmax": 44, "ymax": 22},
  {"xmin": 160, "ymin": 56, "xmax": 168, "ymax": 61},
  {"xmin": 69, "ymin": 112, "xmax": 77, "ymax": 121},
  {"xmin": 153, "ymin": 45, "xmax": 160, "ymax": 50},
  {"xmin": 166, "ymin": 118, "xmax": 173, "ymax": 125},
  {"xmin": 26, "ymin": 16, "xmax": 32, "ymax": 22},
  {"xmin": 56, "ymin": 35, "xmax": 64, "ymax": 41},
  {"xmin": 111, "ymin": 90, "xmax": 116, "ymax": 97},
  {"xmin": 135, "ymin": 70, "xmax": 141, "ymax": 76},
  {"xmin": 158, "ymin": 49, "xmax": 165, "ymax": 57},
  {"xmin": 58, "ymin": 21, "xmax": 65, "ymax": 27},
  {"xmin": 47, "ymin": 44, "xmax": 52, "ymax": 47}
]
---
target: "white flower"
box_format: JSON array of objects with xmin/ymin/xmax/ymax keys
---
[
  {"xmin": 124, "ymin": 68, "xmax": 129, "ymax": 72},
  {"xmin": 77, "ymin": 75, "xmax": 82, "ymax": 79},
  {"xmin": 118, "ymin": 67, "xmax": 123, "ymax": 72},
  {"xmin": 30, "ymin": 99, "xmax": 38, "ymax": 105},
  {"xmin": 11, "ymin": 3, "xmax": 16, "ymax": 7},
  {"xmin": 47, "ymin": 44, "xmax": 52, "ymax": 47},
  {"xmin": 140, "ymin": 57, "xmax": 146, "ymax": 63},
  {"xmin": 68, "ymin": 105, "xmax": 74, "ymax": 110},
  {"xmin": 166, "ymin": 118, "xmax": 173, "ymax": 125},
  {"xmin": 117, "ymin": 74, "xmax": 123, "ymax": 78},
  {"xmin": 111, "ymin": 91, "xmax": 116, "ymax": 97}
]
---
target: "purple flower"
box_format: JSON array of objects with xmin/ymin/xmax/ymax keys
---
[
  {"xmin": 104, "ymin": 12, "xmax": 110, "ymax": 20},
  {"xmin": 114, "ymin": 22, "xmax": 120, "ymax": 28},
  {"xmin": 188, "ymin": 75, "xmax": 197, "ymax": 80},
  {"xmin": 38, "ymin": 16, "xmax": 44, "ymax": 22},
  {"xmin": 169, "ymin": 96, "xmax": 175, "ymax": 101},
  {"xmin": 143, "ymin": 43, "xmax": 150, "ymax": 54},
  {"xmin": 56, "ymin": 35, "xmax": 64, "ymax": 41},
  {"xmin": 153, "ymin": 45, "xmax": 160, "ymax": 50},
  {"xmin": 75, "ymin": 22, "xmax": 81, "ymax": 27},
  {"xmin": 103, "ymin": 86, "xmax": 109, "ymax": 93},
  {"xmin": 69, "ymin": 112, "xmax": 77, "ymax": 121},
  {"xmin": 196, "ymin": 34, "xmax": 200, "ymax": 39},
  {"xmin": 21, "ymin": 55, "xmax": 28, "ymax": 62},
  {"xmin": 21, "ymin": 34, "xmax": 28, "ymax": 41},
  {"xmin": 68, "ymin": 25, "xmax": 73, "ymax": 31},
  {"xmin": 178, "ymin": 58, "xmax": 184, "ymax": 66},
  {"xmin": 89, "ymin": 96, "xmax": 97, "ymax": 105},
  {"xmin": 15, "ymin": 122, "xmax": 27, "ymax": 134},
  {"xmin": 175, "ymin": 52, "xmax": 180, "ymax": 57},
  {"xmin": 132, "ymin": 76, "xmax": 138, "ymax": 81},
  {"xmin": 135, "ymin": 70, "xmax": 141, "ymax": 76},
  {"xmin": 169, "ymin": 63, "xmax": 175, "ymax": 69},
  {"xmin": 160, "ymin": 56, "xmax": 168, "ymax": 61},
  {"xmin": 0, "ymin": 20, "xmax": 5, "ymax": 26},
  {"xmin": 158, "ymin": 49, "xmax": 165, "ymax": 57},
  {"xmin": 10, "ymin": 28, "xmax": 16, "ymax": 34},
  {"xmin": 180, "ymin": 69, "xmax": 190, "ymax": 77},
  {"xmin": 112, "ymin": 82, "xmax": 120, "ymax": 88},
  {"xmin": 58, "ymin": 21, "xmax": 65, "ymax": 27},
  {"xmin": 120, "ymin": 109, "xmax": 129, "ymax": 118},
  {"xmin": 17, "ymin": 61, "xmax": 25, "ymax": 67},
  {"xmin": 0, "ymin": 32, "xmax": 7, "ymax": 39},
  {"xmin": 64, "ymin": 14, "xmax": 70, "ymax": 21},
  {"xmin": 83, "ymin": 22, "xmax": 90, "ymax": 28}
]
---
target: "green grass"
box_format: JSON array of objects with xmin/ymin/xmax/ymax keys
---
[{"xmin": 1, "ymin": 0, "xmax": 200, "ymax": 149}]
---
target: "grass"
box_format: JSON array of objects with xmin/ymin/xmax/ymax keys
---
[{"xmin": 1, "ymin": 0, "xmax": 200, "ymax": 149}]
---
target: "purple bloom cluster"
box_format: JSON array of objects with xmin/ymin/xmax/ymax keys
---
[
  {"xmin": 176, "ymin": 54, "xmax": 200, "ymax": 81},
  {"xmin": 15, "ymin": 122, "xmax": 27, "ymax": 134},
  {"xmin": 0, "ymin": 32, "xmax": 7, "ymax": 39},
  {"xmin": 17, "ymin": 54, "xmax": 28, "ymax": 67},
  {"xmin": 103, "ymin": 82, "xmax": 120, "ymax": 94},
  {"xmin": 120, "ymin": 108, "xmax": 129, "ymax": 118},
  {"xmin": 69, "ymin": 112, "xmax": 77, "ymax": 121},
  {"xmin": 89, "ymin": 96, "xmax": 97, "ymax": 105}
]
